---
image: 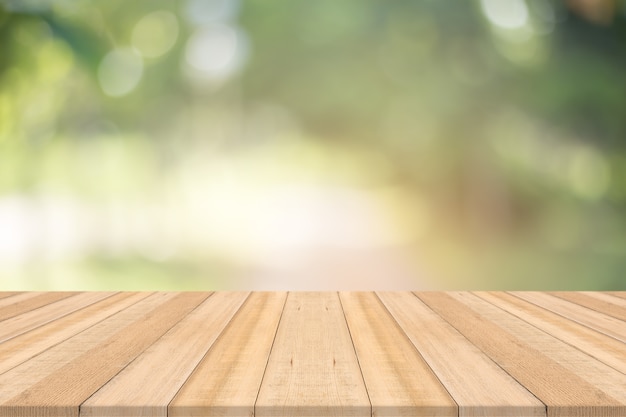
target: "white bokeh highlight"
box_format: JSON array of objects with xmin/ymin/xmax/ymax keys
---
[{"xmin": 98, "ymin": 48, "xmax": 144, "ymax": 97}]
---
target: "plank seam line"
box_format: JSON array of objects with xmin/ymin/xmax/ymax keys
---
[
  {"xmin": 549, "ymin": 292, "xmax": 626, "ymax": 323},
  {"xmin": 598, "ymin": 292, "xmax": 626, "ymax": 308},
  {"xmin": 411, "ymin": 291, "xmax": 548, "ymax": 416},
  {"xmin": 253, "ymin": 291, "xmax": 289, "ymax": 417},
  {"xmin": 0, "ymin": 292, "xmax": 119, "ymax": 345},
  {"xmin": 0, "ymin": 292, "xmax": 20, "ymax": 302},
  {"xmin": 457, "ymin": 292, "xmax": 550, "ymax": 413},
  {"xmin": 0, "ymin": 292, "xmax": 77, "ymax": 322},
  {"xmin": 0, "ymin": 292, "xmax": 153, "ymax": 378},
  {"xmin": 337, "ymin": 292, "xmax": 373, "ymax": 417},
  {"xmin": 77, "ymin": 292, "xmax": 214, "ymax": 417},
  {"xmin": 476, "ymin": 292, "xmax": 626, "ymax": 378},
  {"xmin": 463, "ymin": 291, "xmax": 624, "ymax": 408},
  {"xmin": 507, "ymin": 292, "xmax": 626, "ymax": 345},
  {"xmin": 375, "ymin": 292, "xmax": 460, "ymax": 416},
  {"xmin": 165, "ymin": 291, "xmax": 253, "ymax": 415},
  {"xmin": 607, "ymin": 292, "xmax": 626, "ymax": 301},
  {"xmin": 0, "ymin": 292, "xmax": 82, "ymax": 328}
]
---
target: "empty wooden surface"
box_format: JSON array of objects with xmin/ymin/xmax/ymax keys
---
[{"xmin": 0, "ymin": 291, "xmax": 624, "ymax": 417}]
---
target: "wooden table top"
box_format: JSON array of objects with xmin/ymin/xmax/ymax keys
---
[{"xmin": 0, "ymin": 291, "xmax": 625, "ymax": 417}]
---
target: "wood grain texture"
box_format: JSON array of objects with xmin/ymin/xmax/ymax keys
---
[
  {"xmin": 417, "ymin": 292, "xmax": 625, "ymax": 417},
  {"xmin": 0, "ymin": 292, "xmax": 114, "ymax": 344},
  {"xmin": 0, "ymin": 292, "xmax": 76, "ymax": 322},
  {"xmin": 0, "ymin": 292, "xmax": 19, "ymax": 301},
  {"xmin": 170, "ymin": 292, "xmax": 287, "ymax": 417},
  {"xmin": 0, "ymin": 292, "xmax": 168, "ymax": 407},
  {"xmin": 0, "ymin": 292, "xmax": 210, "ymax": 417},
  {"xmin": 81, "ymin": 292, "xmax": 248, "ymax": 417},
  {"xmin": 605, "ymin": 291, "xmax": 626, "ymax": 301},
  {"xmin": 475, "ymin": 291, "xmax": 626, "ymax": 375},
  {"xmin": 589, "ymin": 292, "xmax": 626, "ymax": 307},
  {"xmin": 0, "ymin": 292, "xmax": 43, "ymax": 309},
  {"xmin": 0, "ymin": 292, "xmax": 75, "ymax": 320},
  {"xmin": 0, "ymin": 291, "xmax": 625, "ymax": 417},
  {"xmin": 339, "ymin": 292, "xmax": 457, "ymax": 417},
  {"xmin": 0, "ymin": 292, "xmax": 149, "ymax": 376},
  {"xmin": 381, "ymin": 292, "xmax": 544, "ymax": 417},
  {"xmin": 549, "ymin": 291, "xmax": 626, "ymax": 322},
  {"xmin": 255, "ymin": 292, "xmax": 371, "ymax": 417},
  {"xmin": 513, "ymin": 291, "xmax": 626, "ymax": 343},
  {"xmin": 446, "ymin": 292, "xmax": 626, "ymax": 407}
]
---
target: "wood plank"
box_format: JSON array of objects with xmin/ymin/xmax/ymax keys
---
[
  {"xmin": 0, "ymin": 292, "xmax": 20, "ymax": 301},
  {"xmin": 476, "ymin": 291, "xmax": 626, "ymax": 376},
  {"xmin": 378, "ymin": 292, "xmax": 544, "ymax": 417},
  {"xmin": 448, "ymin": 292, "xmax": 626, "ymax": 404},
  {"xmin": 0, "ymin": 292, "xmax": 167, "ymax": 399},
  {"xmin": 0, "ymin": 291, "xmax": 622, "ymax": 416},
  {"xmin": 340, "ymin": 292, "xmax": 457, "ymax": 417},
  {"xmin": 0, "ymin": 292, "xmax": 44, "ymax": 311},
  {"xmin": 591, "ymin": 292, "xmax": 626, "ymax": 307},
  {"xmin": 0, "ymin": 292, "xmax": 76, "ymax": 321},
  {"xmin": 0, "ymin": 292, "xmax": 210, "ymax": 417},
  {"xmin": 416, "ymin": 292, "xmax": 626, "ymax": 417},
  {"xmin": 255, "ymin": 292, "xmax": 370, "ymax": 417},
  {"xmin": 0, "ymin": 292, "xmax": 149, "ymax": 376},
  {"xmin": 81, "ymin": 292, "xmax": 249, "ymax": 417},
  {"xmin": 605, "ymin": 292, "xmax": 626, "ymax": 301},
  {"xmin": 170, "ymin": 292, "xmax": 287, "ymax": 417},
  {"xmin": 512, "ymin": 292, "xmax": 626, "ymax": 343},
  {"xmin": 549, "ymin": 292, "xmax": 626, "ymax": 322},
  {"xmin": 0, "ymin": 292, "xmax": 115, "ymax": 343}
]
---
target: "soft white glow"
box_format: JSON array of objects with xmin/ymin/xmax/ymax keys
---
[
  {"xmin": 0, "ymin": 195, "xmax": 87, "ymax": 265},
  {"xmin": 251, "ymin": 186, "xmax": 389, "ymax": 249},
  {"xmin": 183, "ymin": 24, "xmax": 249, "ymax": 88},
  {"xmin": 184, "ymin": 0, "xmax": 240, "ymax": 25},
  {"xmin": 481, "ymin": 0, "xmax": 529, "ymax": 29},
  {"xmin": 185, "ymin": 25, "xmax": 238, "ymax": 74},
  {"xmin": 0, "ymin": 196, "xmax": 35, "ymax": 264},
  {"xmin": 98, "ymin": 48, "xmax": 143, "ymax": 97},
  {"xmin": 132, "ymin": 10, "xmax": 179, "ymax": 59},
  {"xmin": 183, "ymin": 179, "xmax": 415, "ymax": 259}
]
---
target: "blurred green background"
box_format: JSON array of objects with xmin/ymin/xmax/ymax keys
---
[{"xmin": 1, "ymin": 0, "xmax": 625, "ymax": 290}]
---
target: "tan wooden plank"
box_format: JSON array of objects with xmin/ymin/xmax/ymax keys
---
[
  {"xmin": 0, "ymin": 292, "xmax": 44, "ymax": 310},
  {"xmin": 588, "ymin": 292, "xmax": 626, "ymax": 315},
  {"xmin": 0, "ymin": 292, "xmax": 210, "ymax": 417},
  {"xmin": 170, "ymin": 292, "xmax": 287, "ymax": 417},
  {"xmin": 449, "ymin": 292, "xmax": 626, "ymax": 404},
  {"xmin": 0, "ymin": 292, "xmax": 20, "ymax": 301},
  {"xmin": 417, "ymin": 292, "xmax": 626, "ymax": 417},
  {"xmin": 549, "ymin": 291, "xmax": 626, "ymax": 322},
  {"xmin": 0, "ymin": 292, "xmax": 115, "ymax": 343},
  {"xmin": 0, "ymin": 292, "xmax": 76, "ymax": 321},
  {"xmin": 340, "ymin": 292, "xmax": 457, "ymax": 417},
  {"xmin": 591, "ymin": 292, "xmax": 626, "ymax": 307},
  {"xmin": 512, "ymin": 292, "xmax": 626, "ymax": 343},
  {"xmin": 606, "ymin": 292, "xmax": 626, "ymax": 300},
  {"xmin": 0, "ymin": 292, "xmax": 150, "ymax": 375},
  {"xmin": 476, "ymin": 291, "xmax": 626, "ymax": 376},
  {"xmin": 81, "ymin": 291, "xmax": 249, "ymax": 417},
  {"xmin": 0, "ymin": 292, "xmax": 167, "ymax": 399},
  {"xmin": 0, "ymin": 291, "xmax": 623, "ymax": 416},
  {"xmin": 378, "ymin": 292, "xmax": 544, "ymax": 417},
  {"xmin": 255, "ymin": 292, "xmax": 370, "ymax": 417}
]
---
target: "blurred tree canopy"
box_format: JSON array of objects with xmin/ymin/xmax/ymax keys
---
[{"xmin": 1, "ymin": 0, "xmax": 626, "ymax": 289}]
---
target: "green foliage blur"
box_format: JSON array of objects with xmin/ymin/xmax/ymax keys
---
[{"xmin": 1, "ymin": 0, "xmax": 626, "ymax": 289}]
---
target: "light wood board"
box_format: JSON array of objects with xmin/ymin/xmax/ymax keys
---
[
  {"xmin": 381, "ymin": 292, "xmax": 544, "ymax": 417},
  {"xmin": 0, "ymin": 291, "xmax": 624, "ymax": 417},
  {"xmin": 340, "ymin": 292, "xmax": 457, "ymax": 417}
]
